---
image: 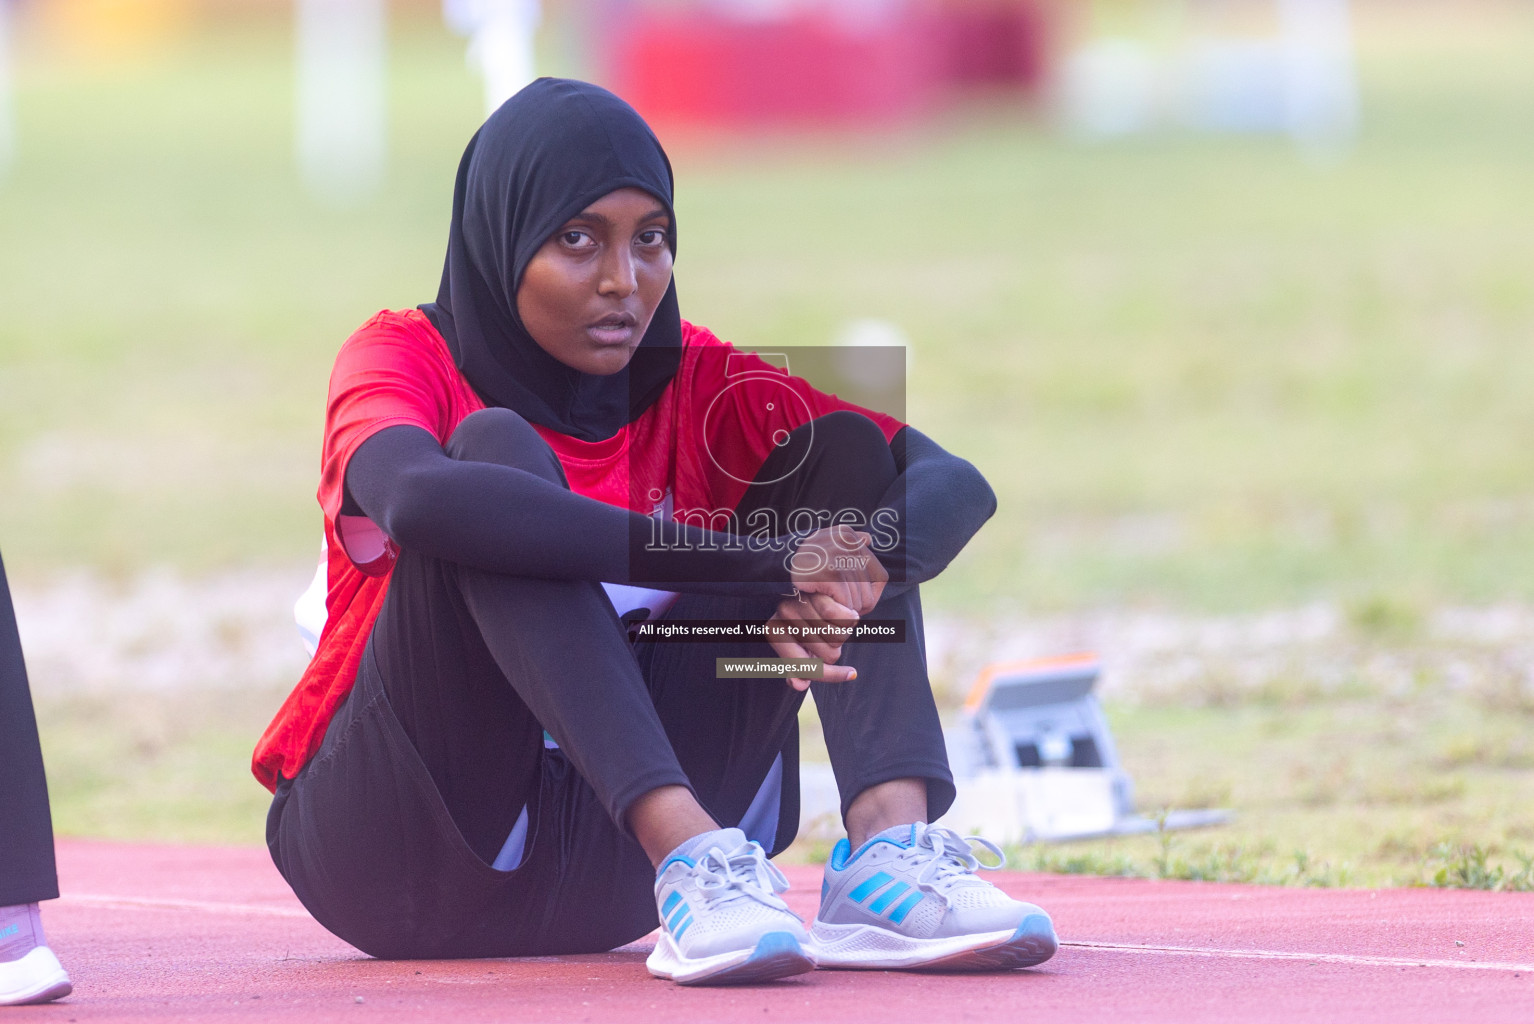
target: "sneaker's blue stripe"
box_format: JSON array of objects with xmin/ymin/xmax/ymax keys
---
[
  {"xmin": 672, "ymin": 915, "xmax": 692, "ymax": 942},
  {"xmin": 666, "ymin": 901, "xmax": 690, "ymax": 931},
  {"xmin": 887, "ymin": 891, "xmax": 925, "ymax": 924},
  {"xmin": 661, "ymin": 892, "xmax": 681, "ymax": 917},
  {"xmin": 867, "ymin": 881, "xmax": 911, "ymax": 915},
  {"xmin": 848, "ymin": 871, "xmax": 895, "ymax": 904}
]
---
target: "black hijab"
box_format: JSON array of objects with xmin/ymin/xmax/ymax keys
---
[{"xmin": 420, "ymin": 78, "xmax": 683, "ymax": 442}]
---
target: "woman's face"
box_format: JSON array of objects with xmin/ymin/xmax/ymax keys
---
[{"xmin": 516, "ymin": 187, "xmax": 674, "ymax": 376}]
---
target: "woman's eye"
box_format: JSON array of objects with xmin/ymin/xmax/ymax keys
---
[
  {"xmin": 638, "ymin": 229, "xmax": 667, "ymax": 247},
  {"xmin": 561, "ymin": 230, "xmax": 592, "ymax": 247}
]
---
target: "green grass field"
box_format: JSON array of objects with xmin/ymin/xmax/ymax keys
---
[
  {"xmin": 1026, "ymin": 683, "xmax": 1534, "ymax": 891},
  {"xmin": 4, "ymin": 6, "xmax": 1534, "ymax": 611},
  {"xmin": 5, "ymin": 4, "xmax": 1534, "ymax": 886}
]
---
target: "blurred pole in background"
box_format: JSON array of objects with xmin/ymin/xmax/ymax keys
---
[
  {"xmin": 444, "ymin": 0, "xmax": 541, "ymax": 118},
  {"xmin": 1279, "ymin": 0, "xmax": 1357, "ymax": 154},
  {"xmin": 0, "ymin": 0, "xmax": 14, "ymax": 175},
  {"xmin": 295, "ymin": 0, "xmax": 387, "ymax": 204}
]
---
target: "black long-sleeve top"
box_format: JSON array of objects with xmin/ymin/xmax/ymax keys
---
[{"xmin": 344, "ymin": 422, "xmax": 996, "ymax": 601}]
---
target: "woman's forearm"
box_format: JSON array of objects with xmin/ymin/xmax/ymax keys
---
[{"xmin": 345, "ymin": 425, "xmax": 791, "ymax": 595}]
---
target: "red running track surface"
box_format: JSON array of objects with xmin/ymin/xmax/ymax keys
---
[{"xmin": 7, "ymin": 840, "xmax": 1533, "ymax": 1023}]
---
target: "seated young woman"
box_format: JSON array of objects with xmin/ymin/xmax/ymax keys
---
[{"xmin": 254, "ymin": 78, "xmax": 1056, "ymax": 986}]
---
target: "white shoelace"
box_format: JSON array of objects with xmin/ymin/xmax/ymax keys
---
[
  {"xmin": 692, "ymin": 841, "xmax": 792, "ymax": 911},
  {"xmin": 899, "ymin": 825, "xmax": 1007, "ymax": 906}
]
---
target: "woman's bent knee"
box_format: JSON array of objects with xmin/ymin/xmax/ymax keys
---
[
  {"xmin": 446, "ymin": 407, "xmax": 565, "ymax": 483},
  {"xmin": 797, "ymin": 411, "xmax": 898, "ymax": 506},
  {"xmin": 812, "ymin": 410, "xmax": 892, "ymax": 457}
]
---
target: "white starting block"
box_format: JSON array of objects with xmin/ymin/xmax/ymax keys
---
[
  {"xmin": 799, "ymin": 653, "xmax": 1229, "ymax": 844},
  {"xmin": 933, "ymin": 654, "xmax": 1228, "ymax": 844}
]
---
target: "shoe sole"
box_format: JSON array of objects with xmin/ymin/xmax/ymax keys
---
[
  {"xmin": 647, "ymin": 930, "xmax": 817, "ymax": 986},
  {"xmin": 0, "ymin": 948, "xmax": 73, "ymax": 1006},
  {"xmin": 811, "ymin": 913, "xmax": 1059, "ymax": 972}
]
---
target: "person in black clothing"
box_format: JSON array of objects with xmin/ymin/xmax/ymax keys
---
[
  {"xmin": 0, "ymin": 549, "xmax": 72, "ymax": 1005},
  {"xmin": 263, "ymin": 78, "xmax": 1057, "ymax": 985}
]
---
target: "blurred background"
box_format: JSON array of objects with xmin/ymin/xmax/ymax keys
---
[{"xmin": 2, "ymin": 0, "xmax": 1532, "ymax": 888}]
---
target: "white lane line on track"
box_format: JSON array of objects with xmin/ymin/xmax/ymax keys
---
[
  {"xmin": 61, "ymin": 894, "xmax": 310, "ymax": 919},
  {"xmin": 1065, "ymin": 940, "xmax": 1534, "ymax": 973},
  {"xmin": 54, "ymin": 897, "xmax": 1534, "ymax": 974}
]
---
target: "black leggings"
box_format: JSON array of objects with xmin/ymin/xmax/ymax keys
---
[
  {"xmin": 268, "ymin": 409, "xmax": 952, "ymax": 958},
  {"xmin": 0, "ymin": 550, "xmax": 58, "ymax": 907}
]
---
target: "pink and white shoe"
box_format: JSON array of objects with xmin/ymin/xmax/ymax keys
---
[
  {"xmin": 0, "ymin": 947, "xmax": 71, "ymax": 1006},
  {"xmin": 0, "ymin": 903, "xmax": 71, "ymax": 1005}
]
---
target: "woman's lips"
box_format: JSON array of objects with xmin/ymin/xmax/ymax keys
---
[{"xmin": 587, "ymin": 313, "xmax": 638, "ymax": 346}]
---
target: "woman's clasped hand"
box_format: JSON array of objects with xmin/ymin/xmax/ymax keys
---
[{"xmin": 773, "ymin": 525, "xmax": 890, "ymax": 688}]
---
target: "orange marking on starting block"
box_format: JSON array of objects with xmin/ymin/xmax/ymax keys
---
[{"xmin": 962, "ymin": 651, "xmax": 1101, "ymax": 713}]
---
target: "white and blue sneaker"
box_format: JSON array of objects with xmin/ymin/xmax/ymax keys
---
[
  {"xmin": 646, "ymin": 828, "xmax": 817, "ymax": 985},
  {"xmin": 810, "ymin": 823, "xmax": 1058, "ymax": 971}
]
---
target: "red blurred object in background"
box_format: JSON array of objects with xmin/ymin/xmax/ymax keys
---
[
  {"xmin": 609, "ymin": 6, "xmax": 936, "ymax": 129},
  {"xmin": 605, "ymin": 1, "xmax": 1055, "ymax": 130},
  {"xmin": 931, "ymin": 0, "xmax": 1053, "ymax": 92}
]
